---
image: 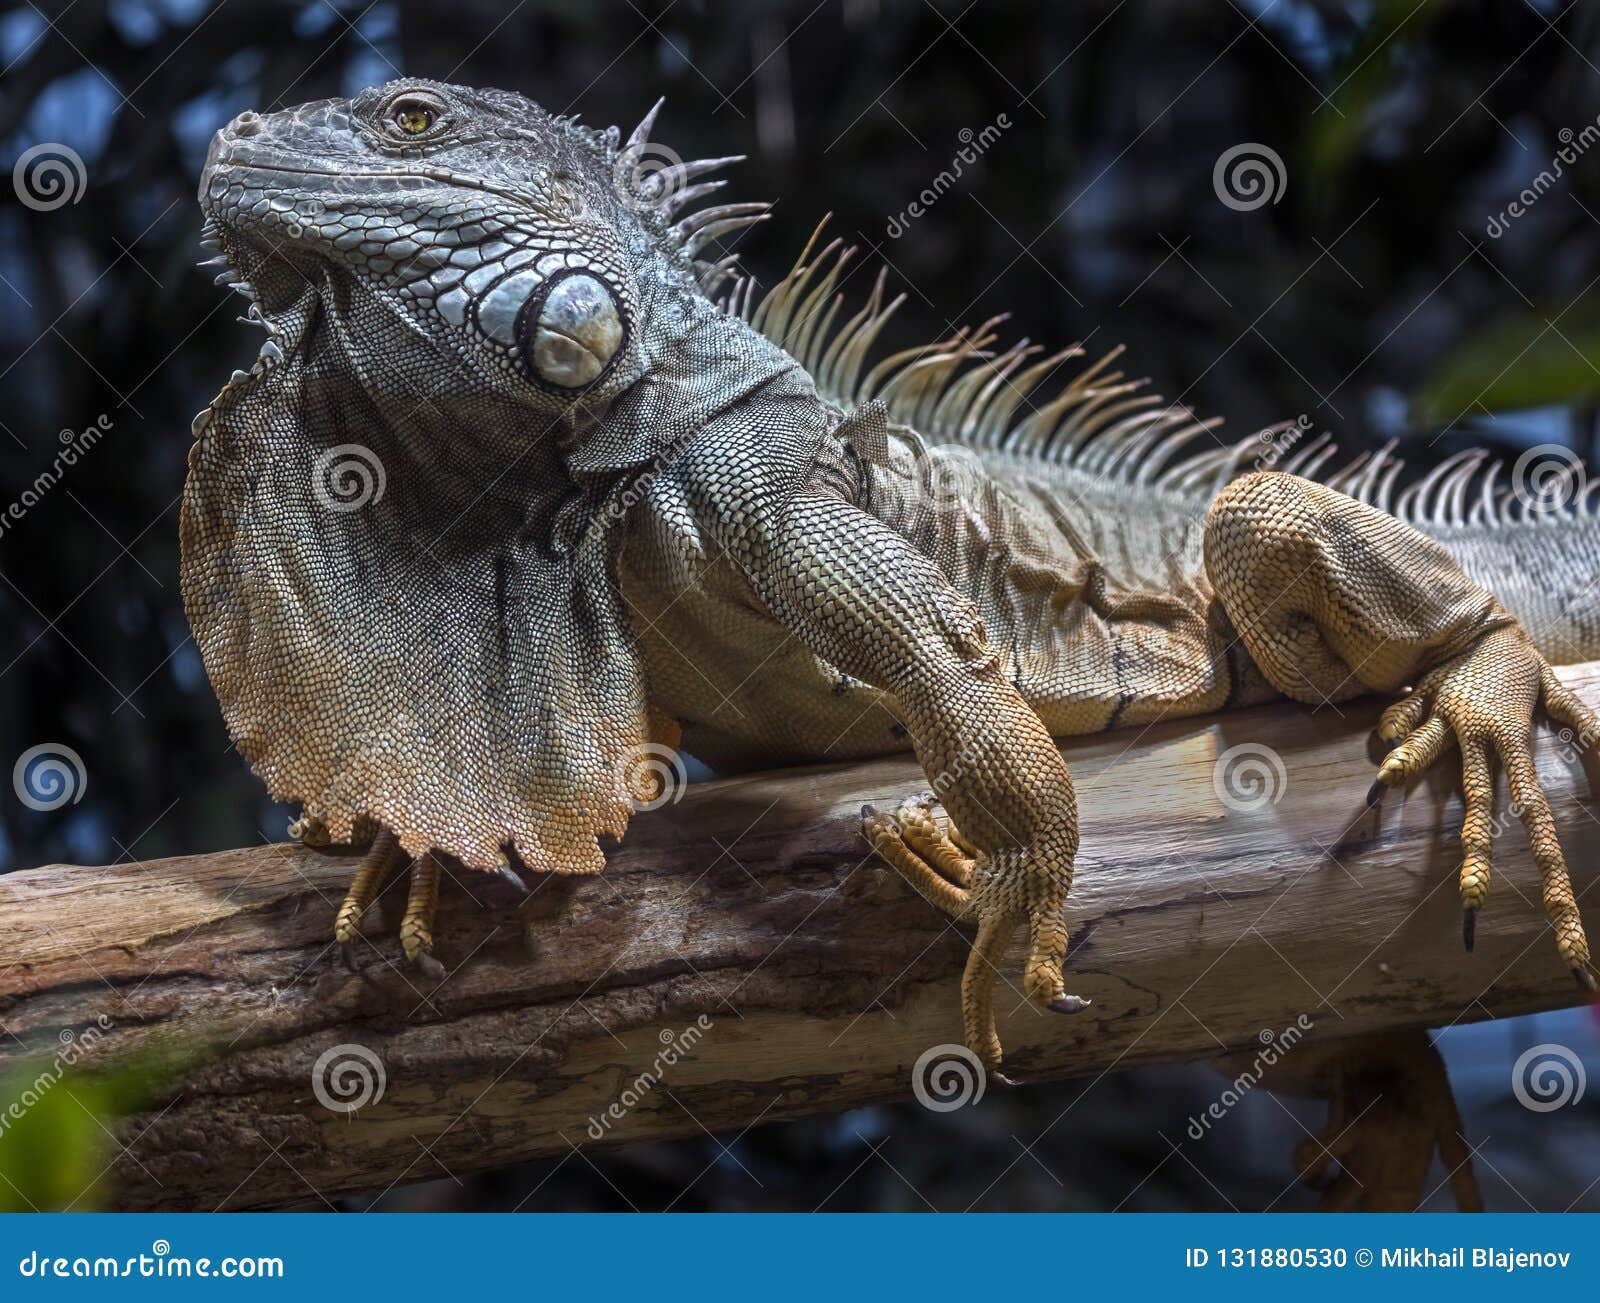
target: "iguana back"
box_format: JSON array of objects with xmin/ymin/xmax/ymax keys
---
[{"xmin": 725, "ymin": 233, "xmax": 1600, "ymax": 679}]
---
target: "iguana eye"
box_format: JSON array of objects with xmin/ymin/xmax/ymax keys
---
[
  {"xmin": 383, "ymin": 92, "xmax": 446, "ymax": 138},
  {"xmin": 393, "ymin": 103, "xmax": 434, "ymax": 135}
]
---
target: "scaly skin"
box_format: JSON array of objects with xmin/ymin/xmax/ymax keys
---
[{"xmin": 187, "ymin": 79, "xmax": 1600, "ymax": 1075}]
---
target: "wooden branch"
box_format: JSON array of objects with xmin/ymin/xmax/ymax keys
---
[{"xmin": 2, "ymin": 665, "xmax": 1597, "ymax": 1210}]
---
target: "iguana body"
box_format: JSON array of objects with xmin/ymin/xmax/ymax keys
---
[{"xmin": 187, "ymin": 80, "xmax": 1600, "ymax": 1074}]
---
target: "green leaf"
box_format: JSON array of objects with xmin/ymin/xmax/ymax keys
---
[
  {"xmin": 0, "ymin": 1037, "xmax": 192, "ymax": 1212},
  {"xmin": 1412, "ymin": 310, "xmax": 1600, "ymax": 426}
]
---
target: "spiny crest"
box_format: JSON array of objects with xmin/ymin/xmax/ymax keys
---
[
  {"xmin": 726, "ymin": 219, "xmax": 1600, "ymax": 532},
  {"xmin": 718, "ymin": 219, "xmax": 1225, "ymax": 492},
  {"xmin": 1304, "ymin": 441, "xmax": 1600, "ymax": 529},
  {"xmin": 562, "ymin": 99, "xmax": 770, "ymax": 292}
]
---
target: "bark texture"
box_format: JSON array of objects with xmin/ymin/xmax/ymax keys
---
[{"xmin": 2, "ymin": 665, "xmax": 1596, "ymax": 1209}]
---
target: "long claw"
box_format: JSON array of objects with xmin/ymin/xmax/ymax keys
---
[
  {"xmin": 991, "ymin": 1070, "xmax": 1020, "ymax": 1089},
  {"xmin": 400, "ymin": 850, "xmax": 443, "ymax": 972},
  {"xmin": 1462, "ymin": 907, "xmax": 1477, "ymax": 952},
  {"xmin": 339, "ymin": 940, "xmax": 358, "ymax": 972},
  {"xmin": 334, "ymin": 828, "xmax": 399, "ymax": 946},
  {"xmin": 1365, "ymin": 779, "xmax": 1387, "ymax": 809},
  {"xmin": 493, "ymin": 860, "xmax": 529, "ymax": 896},
  {"xmin": 1048, "ymin": 994, "xmax": 1092, "ymax": 1014},
  {"xmin": 1574, "ymin": 965, "xmax": 1596, "ymax": 993}
]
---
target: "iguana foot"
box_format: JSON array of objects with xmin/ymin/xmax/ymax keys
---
[
  {"xmin": 863, "ymin": 797, "xmax": 1089, "ymax": 1080},
  {"xmin": 861, "ymin": 796, "xmax": 974, "ymax": 918},
  {"xmin": 1366, "ymin": 627, "xmax": 1599, "ymax": 988},
  {"xmin": 322, "ymin": 827, "xmax": 447, "ymax": 979},
  {"xmin": 1293, "ymin": 1031, "xmax": 1483, "ymax": 1212},
  {"xmin": 333, "ymin": 828, "xmax": 403, "ymax": 969},
  {"xmin": 399, "ymin": 850, "xmax": 448, "ymax": 979}
]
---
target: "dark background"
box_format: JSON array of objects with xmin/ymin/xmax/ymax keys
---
[{"xmin": 2, "ymin": 0, "xmax": 1598, "ymax": 1210}]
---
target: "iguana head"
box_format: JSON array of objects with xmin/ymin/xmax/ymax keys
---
[
  {"xmin": 200, "ymin": 79, "xmax": 654, "ymax": 408},
  {"xmin": 184, "ymin": 80, "xmax": 797, "ymax": 873}
]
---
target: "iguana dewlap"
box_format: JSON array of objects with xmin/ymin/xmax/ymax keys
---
[{"xmin": 184, "ymin": 80, "xmax": 1600, "ymax": 1073}]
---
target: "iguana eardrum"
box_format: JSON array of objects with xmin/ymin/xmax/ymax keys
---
[{"xmin": 185, "ymin": 79, "xmax": 1600, "ymax": 1075}]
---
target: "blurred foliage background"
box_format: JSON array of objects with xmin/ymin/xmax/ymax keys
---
[{"xmin": 1, "ymin": 0, "xmax": 1597, "ymax": 1211}]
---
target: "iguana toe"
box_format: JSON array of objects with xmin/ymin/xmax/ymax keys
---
[
  {"xmin": 332, "ymin": 828, "xmax": 401, "ymax": 956},
  {"xmin": 862, "ymin": 798, "xmax": 972, "ymax": 918}
]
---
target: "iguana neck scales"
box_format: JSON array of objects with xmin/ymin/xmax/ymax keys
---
[{"xmin": 185, "ymin": 79, "xmax": 1600, "ymax": 1075}]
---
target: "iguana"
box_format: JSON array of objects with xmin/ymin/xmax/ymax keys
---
[{"xmin": 185, "ymin": 79, "xmax": 1600, "ymax": 1077}]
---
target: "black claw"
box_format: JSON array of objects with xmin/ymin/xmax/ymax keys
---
[
  {"xmin": 492, "ymin": 862, "xmax": 529, "ymax": 897},
  {"xmin": 1365, "ymin": 779, "xmax": 1387, "ymax": 810},
  {"xmin": 414, "ymin": 951, "xmax": 447, "ymax": 981},
  {"xmin": 1462, "ymin": 907, "xmax": 1477, "ymax": 952},
  {"xmin": 1384, "ymin": 736, "xmax": 1404, "ymax": 753},
  {"xmin": 339, "ymin": 940, "xmax": 358, "ymax": 972},
  {"xmin": 990, "ymin": 1070, "xmax": 1020, "ymax": 1089},
  {"xmin": 1048, "ymin": 994, "xmax": 1093, "ymax": 1014},
  {"xmin": 1574, "ymin": 965, "xmax": 1597, "ymax": 993}
]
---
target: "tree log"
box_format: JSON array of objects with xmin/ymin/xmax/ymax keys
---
[{"xmin": 2, "ymin": 665, "xmax": 1597, "ymax": 1210}]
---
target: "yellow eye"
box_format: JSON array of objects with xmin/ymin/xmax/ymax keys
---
[{"xmin": 394, "ymin": 104, "xmax": 434, "ymax": 135}]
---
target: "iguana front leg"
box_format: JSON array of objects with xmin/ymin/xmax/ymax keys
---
[
  {"xmin": 752, "ymin": 488, "xmax": 1088, "ymax": 1074},
  {"xmin": 1206, "ymin": 471, "xmax": 1600, "ymax": 985}
]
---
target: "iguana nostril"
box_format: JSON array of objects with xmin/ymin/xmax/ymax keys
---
[
  {"xmin": 524, "ymin": 272, "xmax": 623, "ymax": 389},
  {"xmin": 230, "ymin": 111, "xmax": 263, "ymax": 138}
]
